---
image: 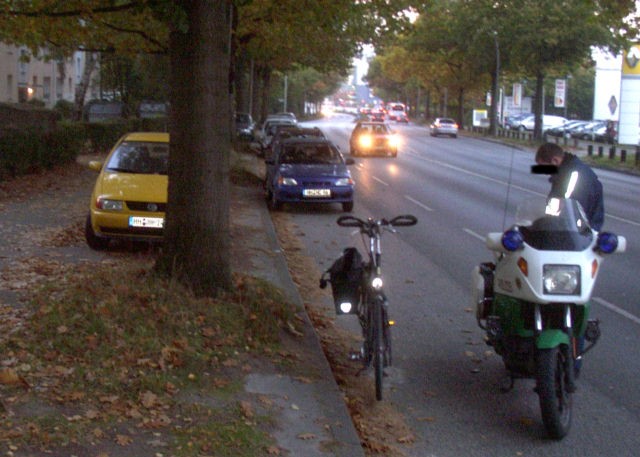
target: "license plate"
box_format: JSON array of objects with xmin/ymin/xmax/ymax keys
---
[
  {"xmin": 303, "ymin": 189, "xmax": 331, "ymax": 197},
  {"xmin": 129, "ymin": 216, "xmax": 164, "ymax": 228}
]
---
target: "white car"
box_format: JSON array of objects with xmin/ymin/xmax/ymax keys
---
[{"xmin": 517, "ymin": 114, "xmax": 568, "ymax": 132}]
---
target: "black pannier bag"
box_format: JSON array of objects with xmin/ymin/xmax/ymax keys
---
[{"xmin": 319, "ymin": 247, "xmax": 364, "ymax": 314}]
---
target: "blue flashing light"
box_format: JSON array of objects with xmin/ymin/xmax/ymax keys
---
[
  {"xmin": 502, "ymin": 229, "xmax": 524, "ymax": 251},
  {"xmin": 596, "ymin": 232, "xmax": 618, "ymax": 254}
]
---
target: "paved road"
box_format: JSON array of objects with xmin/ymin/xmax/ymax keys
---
[{"xmin": 284, "ymin": 114, "xmax": 640, "ymax": 456}]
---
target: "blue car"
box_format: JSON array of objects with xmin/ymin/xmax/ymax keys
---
[{"xmin": 265, "ymin": 137, "xmax": 355, "ymax": 212}]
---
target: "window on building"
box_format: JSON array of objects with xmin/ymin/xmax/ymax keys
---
[
  {"xmin": 6, "ymin": 74, "xmax": 13, "ymax": 101},
  {"xmin": 43, "ymin": 76, "xmax": 51, "ymax": 100},
  {"xmin": 56, "ymin": 76, "xmax": 63, "ymax": 99}
]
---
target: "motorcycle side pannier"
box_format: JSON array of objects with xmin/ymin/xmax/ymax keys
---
[{"xmin": 324, "ymin": 247, "xmax": 363, "ymax": 314}]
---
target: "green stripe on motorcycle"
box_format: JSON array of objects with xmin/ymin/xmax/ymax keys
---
[{"xmin": 536, "ymin": 329, "xmax": 570, "ymax": 349}]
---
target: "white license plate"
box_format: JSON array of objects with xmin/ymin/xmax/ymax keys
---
[
  {"xmin": 129, "ymin": 216, "xmax": 164, "ymax": 228},
  {"xmin": 303, "ymin": 189, "xmax": 331, "ymax": 197}
]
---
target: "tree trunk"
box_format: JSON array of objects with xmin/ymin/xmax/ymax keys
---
[
  {"xmin": 259, "ymin": 65, "xmax": 272, "ymax": 123},
  {"xmin": 457, "ymin": 87, "xmax": 465, "ymax": 130},
  {"xmin": 157, "ymin": 0, "xmax": 232, "ymax": 295},
  {"xmin": 73, "ymin": 52, "xmax": 97, "ymax": 121}
]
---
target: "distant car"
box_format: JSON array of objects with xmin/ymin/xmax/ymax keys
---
[
  {"xmin": 430, "ymin": 117, "xmax": 459, "ymax": 138},
  {"xmin": 264, "ymin": 137, "xmax": 355, "ymax": 212},
  {"xmin": 504, "ymin": 113, "xmax": 532, "ymax": 130},
  {"xmin": 349, "ymin": 121, "xmax": 399, "ymax": 157},
  {"xmin": 571, "ymin": 120, "xmax": 607, "ymax": 141},
  {"xmin": 85, "ymin": 132, "xmax": 169, "ymax": 250},
  {"xmin": 235, "ymin": 112, "xmax": 255, "ymax": 141},
  {"xmin": 546, "ymin": 120, "xmax": 588, "ymax": 138},
  {"xmin": 517, "ymin": 114, "xmax": 567, "ymax": 132},
  {"xmin": 387, "ymin": 103, "xmax": 408, "ymax": 122},
  {"xmin": 369, "ymin": 109, "xmax": 386, "ymax": 122}
]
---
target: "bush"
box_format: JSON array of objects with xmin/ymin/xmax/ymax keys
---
[{"xmin": 53, "ymin": 100, "xmax": 76, "ymax": 120}]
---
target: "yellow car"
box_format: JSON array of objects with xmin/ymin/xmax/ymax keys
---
[{"xmin": 85, "ymin": 132, "xmax": 169, "ymax": 250}]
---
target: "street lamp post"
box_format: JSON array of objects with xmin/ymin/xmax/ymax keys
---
[{"xmin": 490, "ymin": 31, "xmax": 500, "ymax": 136}]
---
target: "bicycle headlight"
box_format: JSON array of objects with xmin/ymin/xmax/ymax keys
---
[
  {"xmin": 371, "ymin": 276, "xmax": 383, "ymax": 290},
  {"xmin": 339, "ymin": 302, "xmax": 353, "ymax": 313},
  {"xmin": 543, "ymin": 265, "xmax": 580, "ymax": 295}
]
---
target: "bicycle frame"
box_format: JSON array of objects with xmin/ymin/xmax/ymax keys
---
[{"xmin": 322, "ymin": 214, "xmax": 417, "ymax": 401}]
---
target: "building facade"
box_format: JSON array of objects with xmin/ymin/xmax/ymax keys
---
[{"xmin": 0, "ymin": 43, "xmax": 99, "ymax": 109}]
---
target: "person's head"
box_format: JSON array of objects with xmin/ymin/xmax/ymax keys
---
[{"xmin": 535, "ymin": 142, "xmax": 565, "ymax": 166}]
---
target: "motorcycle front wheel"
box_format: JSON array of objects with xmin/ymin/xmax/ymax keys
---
[{"xmin": 536, "ymin": 346, "xmax": 572, "ymax": 439}]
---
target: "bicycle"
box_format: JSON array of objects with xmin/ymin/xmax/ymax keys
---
[{"xmin": 320, "ymin": 214, "xmax": 418, "ymax": 400}]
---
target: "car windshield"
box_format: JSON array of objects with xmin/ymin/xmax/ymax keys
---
[
  {"xmin": 106, "ymin": 141, "xmax": 169, "ymax": 175},
  {"xmin": 438, "ymin": 118, "xmax": 455, "ymax": 124},
  {"xmin": 514, "ymin": 197, "xmax": 593, "ymax": 251},
  {"xmin": 357, "ymin": 124, "xmax": 390, "ymax": 134},
  {"xmin": 279, "ymin": 144, "xmax": 342, "ymax": 165}
]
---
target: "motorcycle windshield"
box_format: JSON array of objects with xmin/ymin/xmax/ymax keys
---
[{"xmin": 515, "ymin": 197, "xmax": 594, "ymax": 251}]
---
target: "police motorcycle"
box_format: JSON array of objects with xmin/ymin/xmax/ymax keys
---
[{"xmin": 472, "ymin": 190, "xmax": 626, "ymax": 439}]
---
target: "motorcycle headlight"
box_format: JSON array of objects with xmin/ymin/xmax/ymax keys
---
[{"xmin": 543, "ymin": 265, "xmax": 580, "ymax": 295}]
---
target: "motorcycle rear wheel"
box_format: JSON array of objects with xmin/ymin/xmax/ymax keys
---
[{"xmin": 536, "ymin": 346, "xmax": 572, "ymax": 439}]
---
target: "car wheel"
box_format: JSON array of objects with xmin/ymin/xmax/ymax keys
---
[
  {"xmin": 342, "ymin": 201, "xmax": 354, "ymax": 212},
  {"xmin": 85, "ymin": 214, "xmax": 109, "ymax": 250}
]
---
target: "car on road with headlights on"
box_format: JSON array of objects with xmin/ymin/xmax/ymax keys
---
[
  {"xmin": 349, "ymin": 121, "xmax": 399, "ymax": 157},
  {"xmin": 265, "ymin": 137, "xmax": 355, "ymax": 212},
  {"xmin": 85, "ymin": 132, "xmax": 169, "ymax": 250},
  {"xmin": 430, "ymin": 117, "xmax": 459, "ymax": 138}
]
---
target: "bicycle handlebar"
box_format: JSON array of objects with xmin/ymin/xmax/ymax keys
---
[{"xmin": 336, "ymin": 214, "xmax": 418, "ymax": 228}]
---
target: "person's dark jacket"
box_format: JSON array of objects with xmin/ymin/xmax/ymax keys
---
[{"xmin": 548, "ymin": 153, "xmax": 604, "ymax": 231}]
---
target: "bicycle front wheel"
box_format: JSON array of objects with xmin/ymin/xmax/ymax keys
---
[{"xmin": 373, "ymin": 298, "xmax": 384, "ymax": 401}]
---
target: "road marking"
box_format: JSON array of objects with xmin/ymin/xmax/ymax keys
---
[
  {"xmin": 606, "ymin": 213, "xmax": 640, "ymax": 227},
  {"xmin": 404, "ymin": 195, "xmax": 433, "ymax": 211},
  {"xmin": 592, "ymin": 297, "xmax": 640, "ymax": 326},
  {"xmin": 372, "ymin": 176, "xmax": 389, "ymax": 186},
  {"xmin": 403, "ymin": 147, "xmax": 640, "ymax": 227},
  {"xmin": 463, "ymin": 228, "xmax": 486, "ymax": 241}
]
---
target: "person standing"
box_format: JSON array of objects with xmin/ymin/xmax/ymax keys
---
[{"xmin": 535, "ymin": 143, "xmax": 605, "ymax": 231}]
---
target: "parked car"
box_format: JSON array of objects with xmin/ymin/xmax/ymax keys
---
[
  {"xmin": 235, "ymin": 112, "xmax": 255, "ymax": 141},
  {"xmin": 546, "ymin": 119, "xmax": 588, "ymax": 138},
  {"xmin": 264, "ymin": 137, "xmax": 355, "ymax": 212},
  {"xmin": 264, "ymin": 126, "xmax": 326, "ymax": 160},
  {"xmin": 430, "ymin": 117, "xmax": 459, "ymax": 138},
  {"xmin": 85, "ymin": 132, "xmax": 169, "ymax": 250},
  {"xmin": 257, "ymin": 117, "xmax": 298, "ymax": 152},
  {"xmin": 517, "ymin": 114, "xmax": 568, "ymax": 132},
  {"xmin": 570, "ymin": 120, "xmax": 606, "ymax": 141},
  {"xmin": 504, "ymin": 113, "xmax": 533, "ymax": 129},
  {"xmin": 349, "ymin": 121, "xmax": 399, "ymax": 157}
]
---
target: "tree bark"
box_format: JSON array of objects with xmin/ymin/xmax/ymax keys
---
[
  {"xmin": 157, "ymin": 0, "xmax": 232, "ymax": 295},
  {"xmin": 73, "ymin": 52, "xmax": 97, "ymax": 121}
]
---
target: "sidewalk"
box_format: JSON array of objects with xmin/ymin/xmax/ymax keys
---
[
  {"xmin": 231, "ymin": 150, "xmax": 365, "ymax": 457},
  {"xmin": 0, "ymin": 152, "xmax": 365, "ymax": 457}
]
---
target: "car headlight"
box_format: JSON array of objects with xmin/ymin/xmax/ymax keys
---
[
  {"xmin": 335, "ymin": 178, "xmax": 354, "ymax": 186},
  {"xmin": 278, "ymin": 176, "xmax": 297, "ymax": 186},
  {"xmin": 543, "ymin": 265, "xmax": 580, "ymax": 295},
  {"xmin": 97, "ymin": 198, "xmax": 124, "ymax": 211},
  {"xmin": 358, "ymin": 134, "xmax": 373, "ymax": 148},
  {"xmin": 388, "ymin": 135, "xmax": 400, "ymax": 148}
]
